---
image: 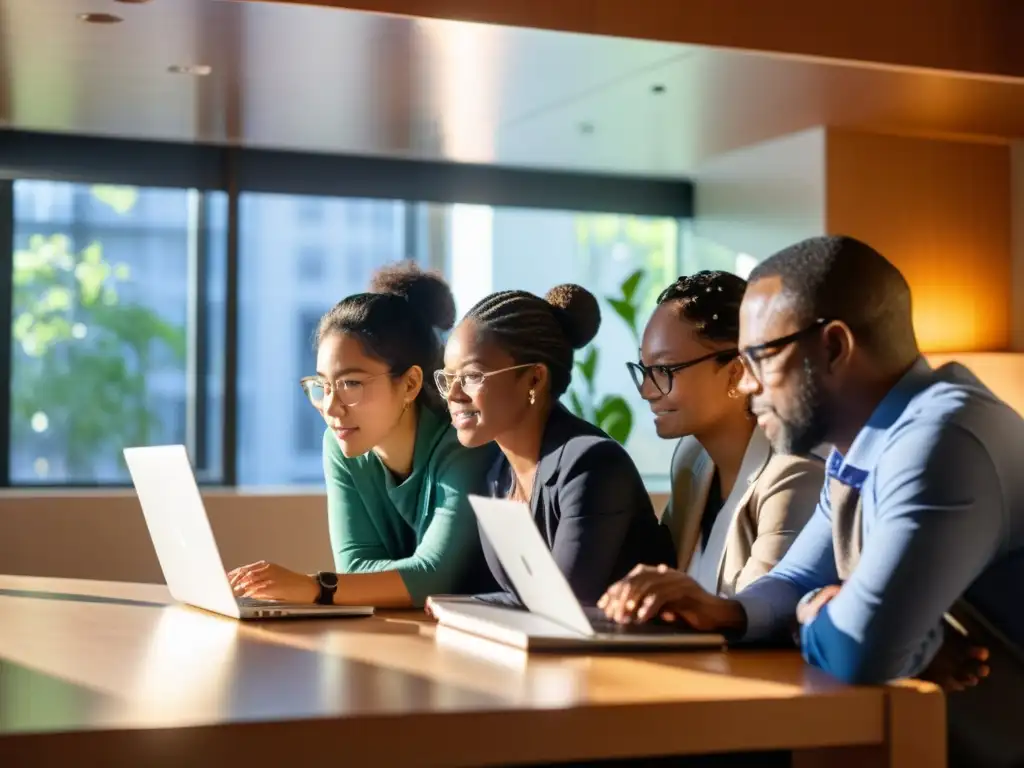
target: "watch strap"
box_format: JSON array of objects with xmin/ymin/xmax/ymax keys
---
[{"xmin": 315, "ymin": 572, "xmax": 338, "ymax": 605}]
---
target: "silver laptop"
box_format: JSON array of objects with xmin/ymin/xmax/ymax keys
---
[
  {"xmin": 123, "ymin": 445, "xmax": 374, "ymax": 621},
  {"xmin": 430, "ymin": 495, "xmax": 726, "ymax": 651}
]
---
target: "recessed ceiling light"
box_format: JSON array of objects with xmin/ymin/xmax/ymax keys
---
[
  {"xmin": 77, "ymin": 12, "xmax": 123, "ymax": 23},
  {"xmin": 168, "ymin": 64, "xmax": 213, "ymax": 76}
]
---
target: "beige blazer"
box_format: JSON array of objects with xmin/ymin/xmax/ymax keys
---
[{"xmin": 660, "ymin": 429, "xmax": 824, "ymax": 597}]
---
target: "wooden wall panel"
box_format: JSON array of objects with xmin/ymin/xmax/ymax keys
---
[{"xmin": 825, "ymin": 130, "xmax": 1012, "ymax": 353}]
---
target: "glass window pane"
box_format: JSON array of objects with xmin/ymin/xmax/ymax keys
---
[
  {"xmin": 237, "ymin": 195, "xmax": 682, "ymax": 489},
  {"xmin": 236, "ymin": 193, "xmax": 409, "ymax": 486},
  {"xmin": 9, "ymin": 180, "xmax": 226, "ymax": 484},
  {"xmin": 447, "ymin": 206, "xmax": 680, "ymax": 489}
]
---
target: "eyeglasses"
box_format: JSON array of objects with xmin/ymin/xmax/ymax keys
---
[
  {"xmin": 627, "ymin": 349, "xmax": 738, "ymax": 396},
  {"xmin": 739, "ymin": 318, "xmax": 829, "ymax": 382},
  {"xmin": 300, "ymin": 371, "xmax": 394, "ymax": 409},
  {"xmin": 433, "ymin": 363, "xmax": 535, "ymax": 399}
]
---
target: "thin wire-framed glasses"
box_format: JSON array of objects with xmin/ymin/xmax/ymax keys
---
[
  {"xmin": 627, "ymin": 349, "xmax": 738, "ymax": 396},
  {"xmin": 300, "ymin": 371, "xmax": 394, "ymax": 409},
  {"xmin": 434, "ymin": 363, "xmax": 535, "ymax": 399},
  {"xmin": 738, "ymin": 318, "xmax": 829, "ymax": 382}
]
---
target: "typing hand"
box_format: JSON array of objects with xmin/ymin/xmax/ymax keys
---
[
  {"xmin": 919, "ymin": 627, "xmax": 990, "ymax": 693},
  {"xmin": 424, "ymin": 596, "xmax": 438, "ymax": 620},
  {"xmin": 597, "ymin": 564, "xmax": 730, "ymax": 630},
  {"xmin": 228, "ymin": 561, "xmax": 318, "ymax": 604}
]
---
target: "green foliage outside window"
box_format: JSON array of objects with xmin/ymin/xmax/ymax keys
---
[
  {"xmin": 567, "ymin": 215, "xmax": 676, "ymax": 445},
  {"xmin": 10, "ymin": 186, "xmax": 186, "ymax": 480}
]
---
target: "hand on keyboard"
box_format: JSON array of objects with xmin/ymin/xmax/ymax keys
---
[{"xmin": 228, "ymin": 561, "xmax": 319, "ymax": 604}]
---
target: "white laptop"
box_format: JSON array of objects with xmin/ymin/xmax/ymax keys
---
[
  {"xmin": 123, "ymin": 445, "xmax": 374, "ymax": 621},
  {"xmin": 429, "ymin": 495, "xmax": 726, "ymax": 651}
]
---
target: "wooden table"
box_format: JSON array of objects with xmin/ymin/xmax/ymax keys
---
[{"xmin": 0, "ymin": 575, "xmax": 944, "ymax": 767}]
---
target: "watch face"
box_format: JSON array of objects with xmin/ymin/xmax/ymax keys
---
[{"xmin": 318, "ymin": 571, "xmax": 339, "ymax": 589}]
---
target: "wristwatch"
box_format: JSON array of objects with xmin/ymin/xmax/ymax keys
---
[{"xmin": 315, "ymin": 571, "xmax": 339, "ymax": 605}]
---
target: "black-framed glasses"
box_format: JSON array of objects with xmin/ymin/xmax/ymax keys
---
[
  {"xmin": 739, "ymin": 318, "xmax": 829, "ymax": 381},
  {"xmin": 300, "ymin": 371, "xmax": 394, "ymax": 409},
  {"xmin": 627, "ymin": 349, "xmax": 738, "ymax": 396}
]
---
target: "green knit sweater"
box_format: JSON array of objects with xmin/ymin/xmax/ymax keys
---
[{"xmin": 322, "ymin": 405, "xmax": 495, "ymax": 605}]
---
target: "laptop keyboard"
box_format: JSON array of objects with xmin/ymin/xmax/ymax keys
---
[
  {"xmin": 584, "ymin": 608, "xmax": 692, "ymax": 636},
  {"xmin": 469, "ymin": 597, "xmax": 695, "ymax": 636}
]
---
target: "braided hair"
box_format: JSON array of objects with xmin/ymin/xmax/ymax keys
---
[
  {"xmin": 316, "ymin": 262, "xmax": 455, "ymax": 411},
  {"xmin": 656, "ymin": 270, "xmax": 747, "ymax": 348},
  {"xmin": 464, "ymin": 284, "xmax": 601, "ymax": 397}
]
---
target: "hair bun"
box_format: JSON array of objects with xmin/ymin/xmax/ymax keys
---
[
  {"xmin": 369, "ymin": 261, "xmax": 456, "ymax": 331},
  {"xmin": 544, "ymin": 283, "xmax": 601, "ymax": 349}
]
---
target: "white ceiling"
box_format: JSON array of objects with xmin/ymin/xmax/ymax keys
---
[{"xmin": 2, "ymin": 0, "xmax": 1023, "ymax": 177}]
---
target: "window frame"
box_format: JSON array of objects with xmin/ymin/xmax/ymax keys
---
[{"xmin": 0, "ymin": 129, "xmax": 693, "ymax": 488}]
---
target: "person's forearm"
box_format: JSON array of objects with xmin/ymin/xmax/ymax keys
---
[
  {"xmin": 734, "ymin": 575, "xmax": 805, "ymax": 642},
  {"xmin": 334, "ymin": 570, "xmax": 413, "ymax": 608},
  {"xmin": 712, "ymin": 599, "xmax": 748, "ymax": 635}
]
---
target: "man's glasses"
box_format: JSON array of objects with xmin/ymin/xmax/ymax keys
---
[
  {"xmin": 300, "ymin": 371, "xmax": 394, "ymax": 409},
  {"xmin": 739, "ymin": 318, "xmax": 829, "ymax": 382},
  {"xmin": 627, "ymin": 349, "xmax": 738, "ymax": 396},
  {"xmin": 433, "ymin": 363, "xmax": 535, "ymax": 399}
]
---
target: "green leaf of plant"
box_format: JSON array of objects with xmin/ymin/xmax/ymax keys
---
[
  {"xmin": 595, "ymin": 395, "xmax": 633, "ymax": 445},
  {"xmin": 42, "ymin": 287, "xmax": 72, "ymax": 312},
  {"xmin": 566, "ymin": 389, "xmax": 586, "ymax": 420},
  {"xmin": 11, "ymin": 225, "xmax": 186, "ymax": 477},
  {"xmin": 607, "ymin": 298, "xmax": 637, "ymax": 337},
  {"xmin": 620, "ymin": 269, "xmax": 644, "ymax": 302},
  {"xmin": 90, "ymin": 185, "xmax": 139, "ymax": 215},
  {"xmin": 576, "ymin": 346, "xmax": 598, "ymax": 386},
  {"xmin": 81, "ymin": 241, "xmax": 103, "ymax": 265}
]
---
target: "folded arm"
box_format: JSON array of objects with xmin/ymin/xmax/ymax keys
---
[
  {"xmin": 735, "ymin": 479, "xmax": 839, "ymax": 642},
  {"xmin": 800, "ymin": 424, "xmax": 1003, "ymax": 684}
]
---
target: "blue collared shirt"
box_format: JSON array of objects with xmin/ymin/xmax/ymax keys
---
[{"xmin": 736, "ymin": 358, "xmax": 1024, "ymax": 684}]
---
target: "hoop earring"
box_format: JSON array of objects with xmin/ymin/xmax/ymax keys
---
[
  {"xmin": 727, "ymin": 388, "xmax": 740, "ymax": 400},
  {"xmin": 528, "ymin": 389, "xmax": 536, "ymax": 406}
]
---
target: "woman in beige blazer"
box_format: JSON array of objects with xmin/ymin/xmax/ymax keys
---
[{"xmin": 626, "ymin": 271, "xmax": 824, "ymax": 597}]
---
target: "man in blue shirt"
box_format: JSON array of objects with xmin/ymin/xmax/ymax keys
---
[{"xmin": 600, "ymin": 235, "xmax": 1024, "ymax": 690}]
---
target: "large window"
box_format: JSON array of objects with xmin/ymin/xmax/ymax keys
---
[
  {"xmin": 236, "ymin": 193, "xmax": 409, "ymax": 486},
  {"xmin": 446, "ymin": 205, "xmax": 680, "ymax": 485},
  {"xmin": 8, "ymin": 181, "xmax": 226, "ymax": 484},
  {"xmin": 1, "ymin": 133, "xmax": 693, "ymax": 488},
  {"xmin": 236, "ymin": 197, "xmax": 679, "ymax": 488}
]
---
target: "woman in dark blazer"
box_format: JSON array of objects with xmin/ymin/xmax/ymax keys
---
[{"xmin": 434, "ymin": 283, "xmax": 675, "ymax": 605}]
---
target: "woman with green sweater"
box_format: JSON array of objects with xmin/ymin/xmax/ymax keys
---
[{"xmin": 229, "ymin": 264, "xmax": 496, "ymax": 608}]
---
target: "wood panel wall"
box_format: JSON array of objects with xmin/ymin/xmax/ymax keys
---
[{"xmin": 825, "ymin": 130, "xmax": 1012, "ymax": 353}]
